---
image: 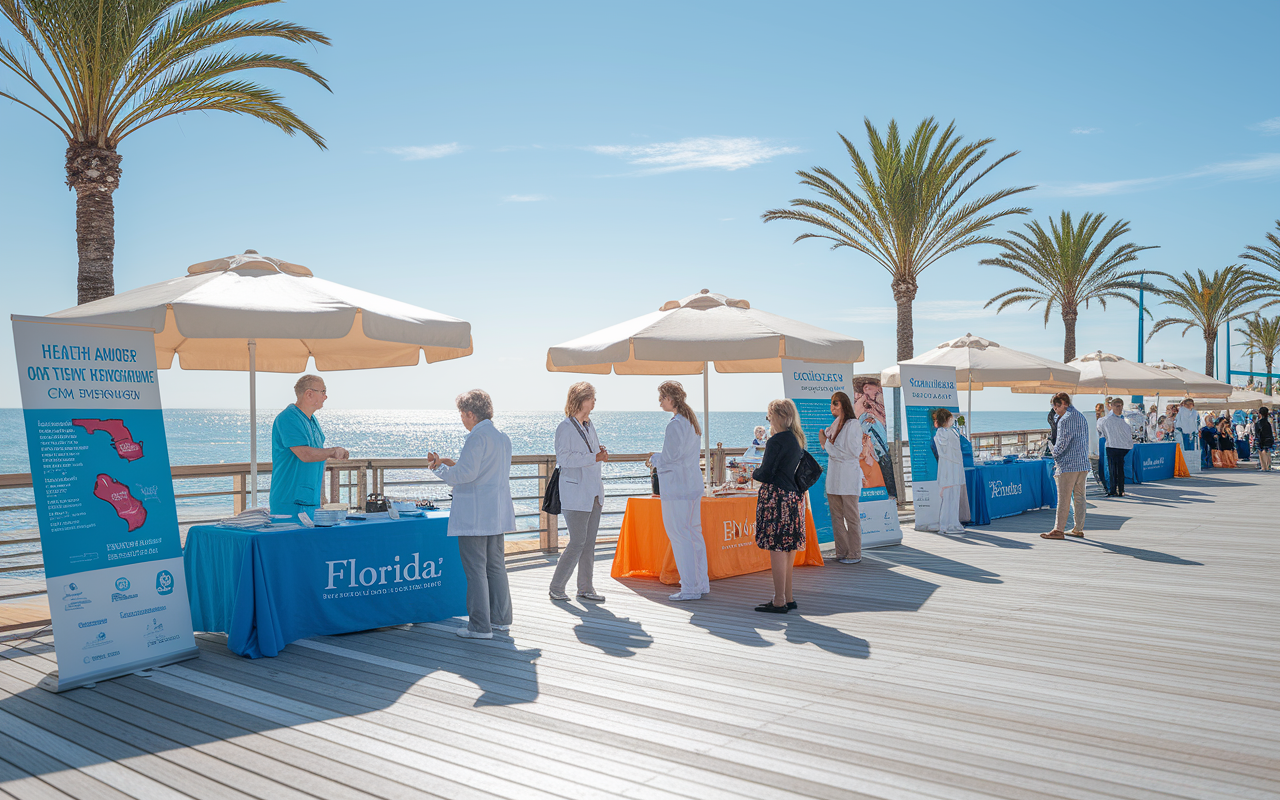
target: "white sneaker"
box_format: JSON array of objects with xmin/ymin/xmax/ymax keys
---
[
  {"xmin": 668, "ymin": 591, "xmax": 702, "ymax": 601},
  {"xmin": 456, "ymin": 628, "xmax": 493, "ymax": 639},
  {"xmin": 839, "ymin": 558, "xmax": 861, "ymax": 564},
  {"xmin": 493, "ymin": 624, "xmax": 510, "ymax": 631}
]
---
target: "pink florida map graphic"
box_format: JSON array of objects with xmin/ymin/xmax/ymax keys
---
[
  {"xmin": 72, "ymin": 418, "xmax": 144, "ymax": 461},
  {"xmin": 92, "ymin": 474, "xmax": 148, "ymax": 531}
]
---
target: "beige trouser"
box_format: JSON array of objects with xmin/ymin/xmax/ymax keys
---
[
  {"xmin": 1054, "ymin": 471, "xmax": 1088, "ymax": 533},
  {"xmin": 827, "ymin": 493, "xmax": 862, "ymax": 559}
]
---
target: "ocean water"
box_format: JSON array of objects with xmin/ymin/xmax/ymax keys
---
[{"xmin": 0, "ymin": 408, "xmax": 1052, "ymax": 532}]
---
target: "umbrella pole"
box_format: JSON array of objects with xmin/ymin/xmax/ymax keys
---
[
  {"xmin": 703, "ymin": 363, "xmax": 710, "ymax": 492},
  {"xmin": 967, "ymin": 385, "xmax": 972, "ymax": 438},
  {"xmin": 249, "ymin": 339, "xmax": 258, "ymax": 509}
]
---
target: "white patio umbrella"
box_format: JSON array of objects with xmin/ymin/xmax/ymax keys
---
[
  {"xmin": 546, "ymin": 289, "xmax": 865, "ymax": 487},
  {"xmin": 47, "ymin": 250, "xmax": 473, "ymax": 505},
  {"xmin": 1191, "ymin": 388, "xmax": 1279, "ymax": 411},
  {"xmin": 879, "ymin": 333, "xmax": 1080, "ymax": 435},
  {"xmin": 1011, "ymin": 351, "xmax": 1184, "ymax": 396},
  {"xmin": 1143, "ymin": 361, "xmax": 1233, "ymax": 398}
]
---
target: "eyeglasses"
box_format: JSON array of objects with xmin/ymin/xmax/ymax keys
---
[{"xmin": 307, "ymin": 388, "xmax": 328, "ymax": 395}]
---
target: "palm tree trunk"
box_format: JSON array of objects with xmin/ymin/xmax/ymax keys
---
[
  {"xmin": 65, "ymin": 143, "xmax": 123, "ymax": 305},
  {"xmin": 1203, "ymin": 331, "xmax": 1216, "ymax": 377},
  {"xmin": 1267, "ymin": 355, "xmax": 1274, "ymax": 395},
  {"xmin": 1062, "ymin": 310, "xmax": 1078, "ymax": 362},
  {"xmin": 891, "ymin": 276, "xmax": 917, "ymax": 362}
]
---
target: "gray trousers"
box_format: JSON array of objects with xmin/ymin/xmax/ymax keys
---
[
  {"xmin": 457, "ymin": 534, "xmax": 512, "ymax": 633},
  {"xmin": 550, "ymin": 497, "xmax": 602, "ymax": 595}
]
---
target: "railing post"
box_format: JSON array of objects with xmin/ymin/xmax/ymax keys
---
[
  {"xmin": 233, "ymin": 472, "xmax": 246, "ymax": 514},
  {"xmin": 538, "ymin": 456, "xmax": 558, "ymax": 552},
  {"xmin": 357, "ymin": 464, "xmax": 368, "ymax": 508},
  {"xmin": 329, "ymin": 466, "xmax": 340, "ymax": 507}
]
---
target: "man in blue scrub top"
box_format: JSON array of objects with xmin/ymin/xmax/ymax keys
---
[{"xmin": 270, "ymin": 375, "xmax": 349, "ymax": 520}]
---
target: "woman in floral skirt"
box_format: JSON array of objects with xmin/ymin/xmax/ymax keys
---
[{"xmin": 752, "ymin": 399, "xmax": 806, "ymax": 614}]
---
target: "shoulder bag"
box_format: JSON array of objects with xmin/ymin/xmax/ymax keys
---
[
  {"xmin": 542, "ymin": 418, "xmax": 596, "ymax": 515},
  {"xmin": 794, "ymin": 449, "xmax": 823, "ymax": 494}
]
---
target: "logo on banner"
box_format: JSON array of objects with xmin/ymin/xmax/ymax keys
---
[
  {"xmin": 82, "ymin": 631, "xmax": 114, "ymax": 650},
  {"xmin": 991, "ymin": 481, "xmax": 1023, "ymax": 498},
  {"xmin": 62, "ymin": 582, "xmax": 92, "ymax": 611},
  {"xmin": 323, "ymin": 552, "xmax": 444, "ymax": 595},
  {"xmin": 722, "ymin": 518, "xmax": 756, "ymax": 549},
  {"xmin": 115, "ymin": 577, "xmax": 130, "ymax": 591},
  {"xmin": 155, "ymin": 570, "xmax": 174, "ymax": 595}
]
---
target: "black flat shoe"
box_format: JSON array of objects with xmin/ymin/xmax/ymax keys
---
[
  {"xmin": 754, "ymin": 602, "xmax": 790, "ymax": 614},
  {"xmin": 761, "ymin": 600, "xmax": 799, "ymax": 610}
]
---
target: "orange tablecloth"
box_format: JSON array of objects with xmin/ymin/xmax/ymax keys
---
[
  {"xmin": 611, "ymin": 496, "xmax": 824, "ymax": 585},
  {"xmin": 1174, "ymin": 446, "xmax": 1190, "ymax": 478}
]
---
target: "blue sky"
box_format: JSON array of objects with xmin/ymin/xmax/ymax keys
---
[{"xmin": 1, "ymin": 0, "xmax": 1277, "ymax": 413}]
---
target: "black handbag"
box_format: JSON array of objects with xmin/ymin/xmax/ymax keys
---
[
  {"xmin": 542, "ymin": 418, "xmax": 596, "ymax": 515},
  {"xmin": 365, "ymin": 493, "xmax": 388, "ymax": 513},
  {"xmin": 794, "ymin": 450, "xmax": 823, "ymax": 494},
  {"xmin": 650, "ymin": 467, "xmax": 660, "ymax": 496}
]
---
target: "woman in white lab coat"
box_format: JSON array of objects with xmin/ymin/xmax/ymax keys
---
[
  {"xmin": 647, "ymin": 380, "xmax": 708, "ymax": 601},
  {"xmin": 933, "ymin": 408, "xmax": 966, "ymax": 535},
  {"xmin": 820, "ymin": 391, "xmax": 864, "ymax": 564},
  {"xmin": 549, "ymin": 381, "xmax": 608, "ymax": 602}
]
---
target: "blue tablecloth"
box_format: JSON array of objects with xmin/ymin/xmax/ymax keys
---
[
  {"xmin": 965, "ymin": 460, "xmax": 1057, "ymax": 525},
  {"xmin": 1102, "ymin": 441, "xmax": 1177, "ymax": 485},
  {"xmin": 1237, "ymin": 440, "xmax": 1251, "ymax": 461},
  {"xmin": 184, "ymin": 513, "xmax": 466, "ymax": 658}
]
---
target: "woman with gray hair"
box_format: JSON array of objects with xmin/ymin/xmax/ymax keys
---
[
  {"xmin": 549, "ymin": 381, "xmax": 608, "ymax": 602},
  {"xmin": 427, "ymin": 389, "xmax": 515, "ymax": 639}
]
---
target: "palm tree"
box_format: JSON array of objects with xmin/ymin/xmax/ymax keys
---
[
  {"xmin": 1146, "ymin": 266, "xmax": 1274, "ymax": 376},
  {"xmin": 0, "ymin": 0, "xmax": 330, "ymax": 304},
  {"xmin": 761, "ymin": 117, "xmax": 1033, "ymax": 361},
  {"xmin": 981, "ymin": 211, "xmax": 1160, "ymax": 362},
  {"xmin": 1235, "ymin": 314, "xmax": 1280, "ymax": 394},
  {"xmin": 1240, "ymin": 219, "xmax": 1280, "ymax": 276}
]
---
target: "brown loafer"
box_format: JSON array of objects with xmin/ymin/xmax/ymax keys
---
[{"xmin": 1040, "ymin": 530, "xmax": 1065, "ymax": 540}]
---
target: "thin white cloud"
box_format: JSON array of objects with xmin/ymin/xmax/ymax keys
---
[
  {"xmin": 1039, "ymin": 152, "xmax": 1280, "ymax": 197},
  {"xmin": 383, "ymin": 143, "xmax": 464, "ymax": 161},
  {"xmin": 1071, "ymin": 127, "xmax": 1100, "ymax": 135},
  {"xmin": 502, "ymin": 194, "xmax": 548, "ymax": 203},
  {"xmin": 587, "ymin": 136, "xmax": 799, "ymax": 174},
  {"xmin": 1248, "ymin": 117, "xmax": 1280, "ymax": 135}
]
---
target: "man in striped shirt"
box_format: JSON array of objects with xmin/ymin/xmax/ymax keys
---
[{"xmin": 1043, "ymin": 392, "xmax": 1089, "ymax": 540}]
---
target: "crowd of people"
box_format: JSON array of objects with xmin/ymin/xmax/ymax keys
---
[{"xmin": 266, "ymin": 374, "xmax": 1274, "ymax": 639}]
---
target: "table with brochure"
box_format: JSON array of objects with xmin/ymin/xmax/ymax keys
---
[
  {"xmin": 184, "ymin": 510, "xmax": 465, "ymax": 658},
  {"xmin": 964, "ymin": 458, "xmax": 1057, "ymax": 526}
]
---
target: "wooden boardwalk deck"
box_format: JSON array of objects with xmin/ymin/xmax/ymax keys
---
[{"xmin": 0, "ymin": 468, "xmax": 1276, "ymax": 799}]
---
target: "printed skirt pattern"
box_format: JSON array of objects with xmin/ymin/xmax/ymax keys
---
[{"xmin": 755, "ymin": 482, "xmax": 806, "ymax": 552}]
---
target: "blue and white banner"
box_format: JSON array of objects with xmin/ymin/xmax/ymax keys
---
[
  {"xmin": 12, "ymin": 316, "xmax": 197, "ymax": 692},
  {"xmin": 900, "ymin": 364, "xmax": 960, "ymax": 532},
  {"xmin": 781, "ymin": 359, "xmax": 902, "ymax": 548}
]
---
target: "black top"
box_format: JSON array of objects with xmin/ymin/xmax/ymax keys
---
[
  {"xmin": 753, "ymin": 430, "xmax": 802, "ymax": 493},
  {"xmin": 1256, "ymin": 418, "xmax": 1275, "ymax": 449}
]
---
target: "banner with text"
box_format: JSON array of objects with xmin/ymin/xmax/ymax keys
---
[
  {"xmin": 900, "ymin": 364, "xmax": 960, "ymax": 532},
  {"xmin": 781, "ymin": 359, "xmax": 902, "ymax": 548},
  {"xmin": 12, "ymin": 315, "xmax": 197, "ymax": 692}
]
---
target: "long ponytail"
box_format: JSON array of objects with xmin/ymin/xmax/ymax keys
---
[{"xmin": 658, "ymin": 380, "xmax": 701, "ymax": 436}]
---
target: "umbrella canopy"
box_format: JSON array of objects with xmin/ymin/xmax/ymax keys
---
[
  {"xmin": 1192, "ymin": 388, "xmax": 1279, "ymax": 410},
  {"xmin": 48, "ymin": 250, "xmax": 474, "ymax": 506},
  {"xmin": 1011, "ymin": 351, "xmax": 1184, "ymax": 396},
  {"xmin": 547, "ymin": 289, "xmax": 863, "ymax": 374},
  {"xmin": 48, "ymin": 250, "xmax": 473, "ymax": 370},
  {"xmin": 879, "ymin": 333, "xmax": 1079, "ymax": 390},
  {"xmin": 1142, "ymin": 361, "xmax": 1233, "ymax": 398},
  {"xmin": 547, "ymin": 289, "xmax": 864, "ymax": 488}
]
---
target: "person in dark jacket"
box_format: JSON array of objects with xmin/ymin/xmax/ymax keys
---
[
  {"xmin": 752, "ymin": 399, "xmax": 806, "ymax": 614},
  {"xmin": 1256, "ymin": 407, "xmax": 1274, "ymax": 472},
  {"xmin": 1199, "ymin": 419, "xmax": 1218, "ymax": 470}
]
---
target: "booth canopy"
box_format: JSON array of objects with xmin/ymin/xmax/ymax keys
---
[
  {"xmin": 546, "ymin": 289, "xmax": 864, "ymax": 374},
  {"xmin": 1142, "ymin": 361, "xmax": 1233, "ymax": 398},
  {"xmin": 1191, "ymin": 388, "xmax": 1279, "ymax": 410},
  {"xmin": 47, "ymin": 250, "xmax": 473, "ymax": 372},
  {"xmin": 1012, "ymin": 351, "xmax": 1185, "ymax": 395},
  {"xmin": 880, "ymin": 333, "xmax": 1079, "ymax": 390}
]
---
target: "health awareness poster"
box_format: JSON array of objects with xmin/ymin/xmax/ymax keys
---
[
  {"xmin": 901, "ymin": 364, "xmax": 960, "ymax": 532},
  {"xmin": 12, "ymin": 316, "xmax": 197, "ymax": 692},
  {"xmin": 782, "ymin": 359, "xmax": 902, "ymax": 548}
]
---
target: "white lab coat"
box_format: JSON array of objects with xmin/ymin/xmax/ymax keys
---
[
  {"xmin": 1174, "ymin": 407, "xmax": 1199, "ymax": 442},
  {"xmin": 431, "ymin": 419, "xmax": 517, "ymax": 537},
  {"xmin": 821, "ymin": 417, "xmax": 864, "ymax": 496},
  {"xmin": 650, "ymin": 414, "xmax": 707, "ymax": 594},
  {"xmin": 650, "ymin": 415, "xmax": 704, "ymax": 499},
  {"xmin": 554, "ymin": 417, "xmax": 605, "ymax": 513},
  {"xmin": 935, "ymin": 425, "xmax": 965, "ymax": 534}
]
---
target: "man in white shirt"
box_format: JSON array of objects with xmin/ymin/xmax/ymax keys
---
[
  {"xmin": 1174, "ymin": 399, "xmax": 1199, "ymax": 451},
  {"xmin": 1097, "ymin": 398, "xmax": 1135, "ymax": 497}
]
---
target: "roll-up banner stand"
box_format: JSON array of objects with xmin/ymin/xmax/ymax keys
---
[
  {"xmin": 900, "ymin": 364, "xmax": 960, "ymax": 532},
  {"xmin": 781, "ymin": 359, "xmax": 902, "ymax": 548},
  {"xmin": 11, "ymin": 315, "xmax": 198, "ymax": 692}
]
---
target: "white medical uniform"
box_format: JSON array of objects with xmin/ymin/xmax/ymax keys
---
[
  {"xmin": 650, "ymin": 414, "xmax": 708, "ymax": 595},
  {"xmin": 934, "ymin": 424, "xmax": 966, "ymax": 534}
]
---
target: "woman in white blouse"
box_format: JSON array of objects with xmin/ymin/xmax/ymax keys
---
[
  {"xmin": 819, "ymin": 391, "xmax": 864, "ymax": 564},
  {"xmin": 647, "ymin": 380, "xmax": 709, "ymax": 601},
  {"xmin": 932, "ymin": 408, "xmax": 966, "ymax": 535},
  {"xmin": 549, "ymin": 382, "xmax": 608, "ymax": 602},
  {"xmin": 427, "ymin": 389, "xmax": 516, "ymax": 639}
]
